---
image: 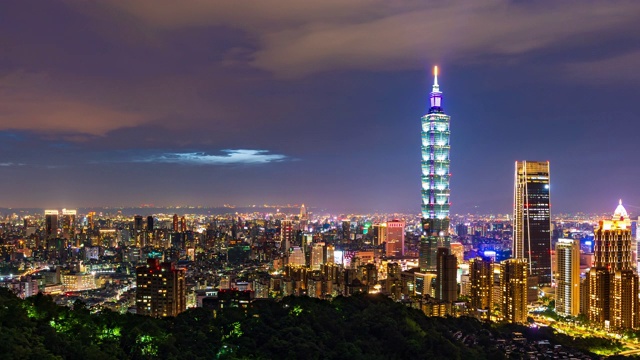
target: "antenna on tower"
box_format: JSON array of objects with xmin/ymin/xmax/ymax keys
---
[{"xmin": 432, "ymin": 65, "xmax": 440, "ymax": 92}]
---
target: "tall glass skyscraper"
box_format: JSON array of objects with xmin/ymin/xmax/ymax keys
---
[
  {"xmin": 513, "ymin": 161, "xmax": 551, "ymax": 286},
  {"xmin": 419, "ymin": 66, "xmax": 451, "ymax": 271}
]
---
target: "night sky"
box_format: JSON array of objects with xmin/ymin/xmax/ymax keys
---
[{"xmin": 1, "ymin": 1, "xmax": 639, "ymax": 214}]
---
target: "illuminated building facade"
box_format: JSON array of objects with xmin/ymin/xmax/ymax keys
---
[
  {"xmin": 61, "ymin": 209, "xmax": 76, "ymax": 244},
  {"xmin": 386, "ymin": 220, "xmax": 405, "ymax": 258},
  {"xmin": 61, "ymin": 272, "xmax": 96, "ymax": 292},
  {"xmin": 136, "ymin": 258, "xmax": 186, "ymax": 318},
  {"xmin": 612, "ymin": 269, "xmax": 639, "ymax": 329},
  {"xmin": 280, "ymin": 220, "xmax": 294, "ymax": 255},
  {"xmin": 420, "ymin": 66, "xmax": 451, "ymax": 271},
  {"xmin": 556, "ymin": 238, "xmax": 580, "ymax": 316},
  {"xmin": 594, "ymin": 200, "xmax": 633, "ymax": 271},
  {"xmin": 513, "ymin": 161, "xmax": 551, "ymax": 286},
  {"xmin": 588, "ymin": 201, "xmax": 639, "ymax": 329},
  {"xmin": 172, "ymin": 214, "xmax": 179, "ymax": 232},
  {"xmin": 469, "ymin": 257, "xmax": 492, "ymax": 318},
  {"xmin": 500, "ymin": 258, "xmax": 528, "ymax": 323}
]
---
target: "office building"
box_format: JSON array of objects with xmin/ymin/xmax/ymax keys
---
[
  {"xmin": 147, "ymin": 216, "xmax": 154, "ymax": 231},
  {"xmin": 513, "ymin": 160, "xmax": 551, "ymax": 286},
  {"xmin": 44, "ymin": 210, "xmax": 59, "ymax": 239},
  {"xmin": 420, "ymin": 66, "xmax": 452, "ymax": 272},
  {"xmin": 61, "ymin": 209, "xmax": 76, "ymax": 242},
  {"xmin": 435, "ymin": 247, "xmax": 457, "ymax": 302},
  {"xmin": 556, "ymin": 238, "xmax": 580, "ymax": 316},
  {"xmin": 386, "ymin": 220, "xmax": 405, "ymax": 258},
  {"xmin": 501, "ymin": 258, "xmax": 528, "ymax": 323},
  {"xmin": 374, "ymin": 223, "xmax": 387, "ymax": 246},
  {"xmin": 134, "ymin": 215, "xmax": 144, "ymax": 232},
  {"xmin": 136, "ymin": 258, "xmax": 186, "ymax": 317},
  {"xmin": 342, "ymin": 220, "xmax": 351, "ymax": 241}
]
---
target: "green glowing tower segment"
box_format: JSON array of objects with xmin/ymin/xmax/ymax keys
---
[{"xmin": 420, "ymin": 66, "xmax": 451, "ymax": 272}]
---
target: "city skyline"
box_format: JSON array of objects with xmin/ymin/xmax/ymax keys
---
[{"xmin": 1, "ymin": 1, "xmax": 640, "ymax": 214}]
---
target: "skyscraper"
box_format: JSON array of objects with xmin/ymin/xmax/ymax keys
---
[
  {"xmin": 594, "ymin": 200, "xmax": 633, "ymax": 271},
  {"xmin": 556, "ymin": 238, "xmax": 580, "ymax": 317},
  {"xmin": 146, "ymin": 215, "xmax": 154, "ymax": 231},
  {"xmin": 469, "ymin": 256, "xmax": 493, "ymax": 318},
  {"xmin": 172, "ymin": 214, "xmax": 179, "ymax": 232},
  {"xmin": 386, "ymin": 220, "xmax": 405, "ymax": 258},
  {"xmin": 44, "ymin": 210, "xmax": 59, "ymax": 239},
  {"xmin": 180, "ymin": 216, "xmax": 187, "ymax": 232},
  {"xmin": 500, "ymin": 258, "xmax": 529, "ymax": 323},
  {"xmin": 134, "ymin": 215, "xmax": 144, "ymax": 232},
  {"xmin": 513, "ymin": 161, "xmax": 551, "ymax": 286},
  {"xmin": 281, "ymin": 220, "xmax": 294, "ymax": 255},
  {"xmin": 420, "ymin": 66, "xmax": 451, "ymax": 272},
  {"xmin": 136, "ymin": 258, "xmax": 186, "ymax": 318},
  {"xmin": 587, "ymin": 201, "xmax": 639, "ymax": 329},
  {"xmin": 61, "ymin": 209, "xmax": 76, "ymax": 244},
  {"xmin": 435, "ymin": 247, "xmax": 457, "ymax": 302}
]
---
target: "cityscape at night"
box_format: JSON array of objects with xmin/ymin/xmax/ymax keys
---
[{"xmin": 2, "ymin": 1, "xmax": 640, "ymax": 359}]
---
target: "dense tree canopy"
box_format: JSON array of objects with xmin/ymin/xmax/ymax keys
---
[{"xmin": 0, "ymin": 289, "xmax": 610, "ymax": 359}]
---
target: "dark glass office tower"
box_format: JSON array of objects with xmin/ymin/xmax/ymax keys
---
[{"xmin": 513, "ymin": 161, "xmax": 551, "ymax": 286}]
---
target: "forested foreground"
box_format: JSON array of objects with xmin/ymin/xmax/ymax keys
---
[{"xmin": 0, "ymin": 288, "xmax": 610, "ymax": 360}]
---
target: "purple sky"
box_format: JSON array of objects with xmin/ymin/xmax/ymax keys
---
[{"xmin": 1, "ymin": 1, "xmax": 639, "ymax": 214}]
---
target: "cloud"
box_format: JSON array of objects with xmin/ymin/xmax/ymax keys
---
[
  {"xmin": 137, "ymin": 149, "xmax": 288, "ymax": 165},
  {"xmin": 566, "ymin": 51, "xmax": 640, "ymax": 83},
  {"xmin": 101, "ymin": 0, "xmax": 640, "ymax": 78},
  {"xmin": 0, "ymin": 162, "xmax": 25, "ymax": 167},
  {"xmin": 0, "ymin": 71, "xmax": 148, "ymax": 135}
]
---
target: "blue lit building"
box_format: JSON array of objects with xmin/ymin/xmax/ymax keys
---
[{"xmin": 420, "ymin": 67, "xmax": 451, "ymax": 271}]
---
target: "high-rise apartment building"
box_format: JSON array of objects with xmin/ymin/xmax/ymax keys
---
[
  {"xmin": 469, "ymin": 257, "xmax": 493, "ymax": 318},
  {"xmin": 311, "ymin": 243, "xmax": 324, "ymax": 270},
  {"xmin": 587, "ymin": 201, "xmax": 639, "ymax": 329},
  {"xmin": 500, "ymin": 258, "xmax": 528, "ymax": 323},
  {"xmin": 281, "ymin": 220, "xmax": 294, "ymax": 255},
  {"xmin": 386, "ymin": 220, "xmax": 405, "ymax": 258},
  {"xmin": 45, "ymin": 210, "xmax": 59, "ymax": 239},
  {"xmin": 420, "ymin": 66, "xmax": 451, "ymax": 271},
  {"xmin": 180, "ymin": 216, "xmax": 187, "ymax": 232},
  {"xmin": 146, "ymin": 216, "xmax": 154, "ymax": 231},
  {"xmin": 435, "ymin": 247, "xmax": 457, "ymax": 302},
  {"xmin": 612, "ymin": 269, "xmax": 639, "ymax": 329},
  {"xmin": 136, "ymin": 258, "xmax": 186, "ymax": 317},
  {"xmin": 556, "ymin": 238, "xmax": 580, "ymax": 316},
  {"xmin": 513, "ymin": 161, "xmax": 551, "ymax": 286},
  {"xmin": 594, "ymin": 200, "xmax": 633, "ymax": 271},
  {"xmin": 172, "ymin": 214, "xmax": 179, "ymax": 232}
]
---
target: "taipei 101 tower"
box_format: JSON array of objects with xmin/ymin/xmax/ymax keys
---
[{"xmin": 419, "ymin": 66, "xmax": 451, "ymax": 271}]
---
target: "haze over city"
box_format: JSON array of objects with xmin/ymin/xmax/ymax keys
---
[{"xmin": 1, "ymin": 1, "xmax": 639, "ymax": 213}]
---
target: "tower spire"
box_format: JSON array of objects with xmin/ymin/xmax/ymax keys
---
[{"xmin": 429, "ymin": 65, "xmax": 443, "ymax": 111}]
